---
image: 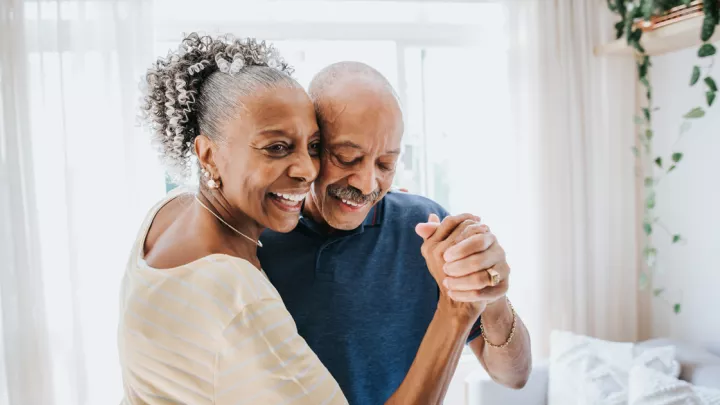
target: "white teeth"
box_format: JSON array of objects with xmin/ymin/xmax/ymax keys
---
[
  {"xmin": 341, "ymin": 199, "xmax": 363, "ymax": 207},
  {"xmin": 271, "ymin": 192, "xmax": 306, "ymax": 202}
]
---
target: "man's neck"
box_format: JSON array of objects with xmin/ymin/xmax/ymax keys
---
[{"xmin": 302, "ymin": 197, "xmax": 332, "ymax": 231}]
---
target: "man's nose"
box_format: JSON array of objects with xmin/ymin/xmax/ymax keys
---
[{"xmin": 347, "ymin": 163, "xmax": 378, "ymax": 196}]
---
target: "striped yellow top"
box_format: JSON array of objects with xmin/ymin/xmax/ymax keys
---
[{"xmin": 118, "ymin": 190, "xmax": 347, "ymax": 405}]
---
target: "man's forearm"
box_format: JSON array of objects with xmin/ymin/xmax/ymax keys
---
[
  {"xmin": 385, "ymin": 299, "xmax": 479, "ymax": 405},
  {"xmin": 469, "ymin": 297, "xmax": 532, "ymax": 389}
]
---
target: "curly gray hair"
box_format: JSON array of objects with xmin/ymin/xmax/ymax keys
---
[{"xmin": 138, "ymin": 33, "xmax": 299, "ymax": 183}]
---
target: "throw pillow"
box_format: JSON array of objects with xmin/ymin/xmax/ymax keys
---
[
  {"xmin": 549, "ymin": 330, "xmax": 680, "ymax": 405},
  {"xmin": 629, "ymin": 365, "xmax": 720, "ymax": 405},
  {"xmin": 634, "ymin": 345, "xmax": 681, "ymax": 378}
]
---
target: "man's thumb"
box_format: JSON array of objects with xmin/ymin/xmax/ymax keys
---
[{"xmin": 415, "ymin": 213, "xmax": 442, "ymax": 240}]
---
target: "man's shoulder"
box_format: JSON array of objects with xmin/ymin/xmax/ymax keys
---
[{"xmin": 382, "ymin": 191, "xmax": 449, "ymax": 222}]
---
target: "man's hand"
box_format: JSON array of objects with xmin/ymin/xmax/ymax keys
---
[
  {"xmin": 415, "ymin": 213, "xmax": 510, "ymax": 310},
  {"xmin": 415, "ymin": 213, "xmax": 476, "ymax": 287},
  {"xmin": 443, "ymin": 223, "xmax": 509, "ymax": 305}
]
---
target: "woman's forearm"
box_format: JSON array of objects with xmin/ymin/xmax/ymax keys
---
[{"xmin": 384, "ymin": 298, "xmax": 479, "ymax": 405}]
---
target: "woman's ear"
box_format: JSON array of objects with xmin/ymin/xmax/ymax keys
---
[{"xmin": 194, "ymin": 135, "xmax": 217, "ymax": 176}]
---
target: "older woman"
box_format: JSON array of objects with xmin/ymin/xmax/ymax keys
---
[
  {"xmin": 118, "ymin": 33, "xmax": 345, "ymax": 405},
  {"xmin": 119, "ymin": 33, "xmax": 479, "ymax": 405}
]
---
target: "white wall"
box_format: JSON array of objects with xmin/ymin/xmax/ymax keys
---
[
  {"xmin": 445, "ymin": 359, "xmax": 481, "ymax": 405},
  {"xmin": 649, "ymin": 43, "xmax": 720, "ymax": 345}
]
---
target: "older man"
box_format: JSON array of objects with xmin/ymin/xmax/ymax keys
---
[{"xmin": 259, "ymin": 62, "xmax": 531, "ymax": 404}]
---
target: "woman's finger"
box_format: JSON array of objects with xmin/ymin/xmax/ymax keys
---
[
  {"xmin": 443, "ymin": 245, "xmax": 506, "ymax": 277},
  {"xmin": 447, "ymin": 281, "xmax": 509, "ymax": 302},
  {"xmin": 428, "ymin": 213, "xmax": 479, "ymax": 244},
  {"xmin": 443, "ymin": 263, "xmax": 510, "ymax": 291},
  {"xmin": 444, "ymin": 232, "xmax": 497, "ymax": 262},
  {"xmin": 454, "ymin": 223, "xmax": 489, "ymax": 244}
]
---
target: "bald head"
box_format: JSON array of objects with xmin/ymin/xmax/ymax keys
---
[{"xmin": 308, "ymin": 61, "xmax": 402, "ymax": 127}]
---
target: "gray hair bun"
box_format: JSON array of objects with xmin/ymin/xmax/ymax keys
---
[{"xmin": 138, "ymin": 33, "xmax": 294, "ymax": 183}]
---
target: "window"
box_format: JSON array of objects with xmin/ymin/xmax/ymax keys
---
[{"xmin": 154, "ymin": 1, "xmax": 509, "ymax": 216}]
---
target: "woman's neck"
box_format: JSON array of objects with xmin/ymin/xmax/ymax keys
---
[{"xmin": 195, "ymin": 190, "xmax": 263, "ymax": 264}]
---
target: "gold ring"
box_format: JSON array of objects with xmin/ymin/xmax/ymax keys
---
[{"xmin": 487, "ymin": 268, "xmax": 501, "ymax": 287}]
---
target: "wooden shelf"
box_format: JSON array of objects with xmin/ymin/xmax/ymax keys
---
[{"xmin": 595, "ymin": 15, "xmax": 720, "ymax": 57}]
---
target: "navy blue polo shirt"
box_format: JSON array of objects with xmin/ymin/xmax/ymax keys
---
[{"xmin": 259, "ymin": 192, "xmax": 482, "ymax": 405}]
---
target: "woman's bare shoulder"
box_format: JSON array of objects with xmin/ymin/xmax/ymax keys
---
[{"xmin": 142, "ymin": 193, "xmax": 210, "ymax": 269}]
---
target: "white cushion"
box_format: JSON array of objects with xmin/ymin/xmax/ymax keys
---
[
  {"xmin": 549, "ymin": 330, "xmax": 680, "ymax": 405},
  {"xmin": 637, "ymin": 339, "xmax": 720, "ymax": 384},
  {"xmin": 634, "ymin": 345, "xmax": 681, "ymax": 378},
  {"xmin": 629, "ymin": 365, "xmax": 720, "ymax": 405}
]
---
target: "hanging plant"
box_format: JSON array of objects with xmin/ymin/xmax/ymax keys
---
[{"xmin": 607, "ymin": 0, "xmax": 718, "ymax": 314}]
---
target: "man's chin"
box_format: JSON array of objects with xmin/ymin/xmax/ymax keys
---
[{"xmin": 325, "ymin": 197, "xmax": 371, "ymax": 230}]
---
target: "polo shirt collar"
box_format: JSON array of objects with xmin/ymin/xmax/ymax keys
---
[{"xmin": 362, "ymin": 197, "xmax": 385, "ymax": 227}]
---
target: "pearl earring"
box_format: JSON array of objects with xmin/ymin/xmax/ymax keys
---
[{"xmin": 200, "ymin": 167, "xmax": 219, "ymax": 189}]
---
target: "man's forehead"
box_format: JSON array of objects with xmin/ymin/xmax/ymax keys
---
[
  {"xmin": 321, "ymin": 103, "xmax": 403, "ymax": 155},
  {"xmin": 329, "ymin": 139, "xmax": 401, "ymax": 155},
  {"xmin": 318, "ymin": 84, "xmax": 402, "ymax": 128}
]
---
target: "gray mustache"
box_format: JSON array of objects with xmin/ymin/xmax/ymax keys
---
[{"xmin": 327, "ymin": 185, "xmax": 380, "ymax": 205}]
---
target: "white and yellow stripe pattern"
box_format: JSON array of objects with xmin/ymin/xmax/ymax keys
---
[{"xmin": 118, "ymin": 192, "xmax": 347, "ymax": 405}]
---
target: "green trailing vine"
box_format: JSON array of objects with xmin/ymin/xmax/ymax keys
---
[{"xmin": 607, "ymin": 0, "xmax": 718, "ymax": 314}]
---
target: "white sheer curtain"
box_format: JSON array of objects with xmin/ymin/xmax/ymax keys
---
[
  {"xmin": 501, "ymin": 0, "xmax": 640, "ymax": 356},
  {"xmin": 1, "ymin": 0, "xmax": 644, "ymax": 403},
  {"xmin": 0, "ymin": 0, "xmax": 162, "ymax": 403}
]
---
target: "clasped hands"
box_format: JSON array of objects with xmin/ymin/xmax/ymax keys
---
[{"xmin": 415, "ymin": 213, "xmax": 510, "ymax": 316}]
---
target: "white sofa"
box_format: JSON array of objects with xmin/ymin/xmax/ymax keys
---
[{"xmin": 465, "ymin": 339, "xmax": 720, "ymax": 405}]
